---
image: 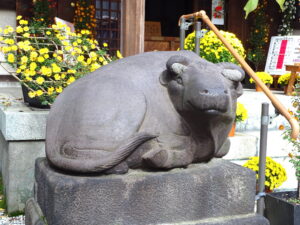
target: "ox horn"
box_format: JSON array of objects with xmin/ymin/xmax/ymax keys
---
[
  {"xmin": 171, "ymin": 63, "xmax": 188, "ymax": 75},
  {"xmin": 222, "ymin": 69, "xmax": 244, "ymax": 82}
]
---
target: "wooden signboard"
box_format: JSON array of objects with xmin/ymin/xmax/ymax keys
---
[{"xmin": 265, "ymin": 36, "xmax": 300, "ymax": 75}]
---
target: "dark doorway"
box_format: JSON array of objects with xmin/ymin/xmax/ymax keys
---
[{"xmin": 145, "ymin": 0, "xmax": 194, "ymax": 37}]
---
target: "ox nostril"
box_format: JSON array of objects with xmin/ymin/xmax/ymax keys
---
[{"xmin": 199, "ymin": 90, "xmax": 209, "ymax": 95}]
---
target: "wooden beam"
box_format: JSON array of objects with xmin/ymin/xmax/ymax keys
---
[
  {"xmin": 121, "ymin": 0, "xmax": 145, "ymax": 57},
  {"xmin": 285, "ymin": 65, "xmax": 300, "ymax": 96}
]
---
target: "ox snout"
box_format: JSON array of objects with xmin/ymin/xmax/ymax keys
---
[{"xmin": 188, "ymin": 89, "xmax": 230, "ymax": 114}]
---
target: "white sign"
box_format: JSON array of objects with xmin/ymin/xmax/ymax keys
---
[
  {"xmin": 211, "ymin": 0, "xmax": 225, "ymax": 25},
  {"xmin": 265, "ymin": 36, "xmax": 300, "ymax": 75}
]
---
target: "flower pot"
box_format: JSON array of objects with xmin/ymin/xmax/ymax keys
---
[
  {"xmin": 284, "ymin": 85, "xmax": 288, "ymax": 94},
  {"xmin": 21, "ymin": 85, "xmax": 50, "ymax": 109},
  {"xmin": 255, "ymin": 84, "xmax": 270, "ymax": 92},
  {"xmin": 228, "ymin": 122, "xmax": 236, "ymax": 137},
  {"xmin": 264, "ymin": 191, "xmax": 300, "ymax": 225}
]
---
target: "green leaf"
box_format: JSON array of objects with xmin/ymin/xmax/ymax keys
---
[
  {"xmin": 244, "ymin": 0, "xmax": 259, "ymax": 18},
  {"xmin": 276, "ymin": 0, "xmax": 285, "ymax": 11}
]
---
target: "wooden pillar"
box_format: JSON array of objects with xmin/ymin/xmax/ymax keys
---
[{"xmin": 121, "ymin": 0, "xmax": 145, "ymax": 57}]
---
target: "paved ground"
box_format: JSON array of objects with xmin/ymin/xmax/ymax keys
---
[
  {"xmin": 0, "ymin": 188, "xmax": 24, "ymax": 225},
  {"xmin": 0, "ymin": 210, "xmax": 24, "ymax": 225}
]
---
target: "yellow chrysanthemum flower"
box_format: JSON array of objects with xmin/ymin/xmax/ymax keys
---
[
  {"xmin": 28, "ymin": 91, "xmax": 36, "ymax": 98},
  {"xmin": 36, "ymin": 90, "xmax": 43, "ymax": 96},
  {"xmin": 37, "ymin": 56, "xmax": 45, "ymax": 63},
  {"xmin": 19, "ymin": 19, "xmax": 28, "ymax": 25},
  {"xmin": 36, "ymin": 77, "xmax": 45, "ymax": 85},
  {"xmin": 7, "ymin": 53, "xmax": 15, "ymax": 63},
  {"xmin": 56, "ymin": 86, "xmax": 63, "ymax": 93},
  {"xmin": 243, "ymin": 156, "xmax": 287, "ymax": 190}
]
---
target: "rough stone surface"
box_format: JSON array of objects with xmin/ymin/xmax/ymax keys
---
[
  {"xmin": 0, "ymin": 86, "xmax": 48, "ymax": 213},
  {"xmin": 46, "ymin": 51, "xmax": 245, "ymax": 174},
  {"xmin": 25, "ymin": 198, "xmax": 46, "ymax": 225},
  {"xmin": 224, "ymin": 132, "xmax": 258, "ymax": 160},
  {"xmin": 0, "ymin": 108, "xmax": 48, "ymax": 141},
  {"xmin": 2, "ymin": 140, "xmax": 45, "ymax": 213},
  {"xmin": 182, "ymin": 214, "xmax": 269, "ymax": 225},
  {"xmin": 33, "ymin": 157, "xmax": 267, "ymax": 225}
]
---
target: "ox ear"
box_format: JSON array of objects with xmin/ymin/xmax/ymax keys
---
[
  {"xmin": 160, "ymin": 55, "xmax": 190, "ymax": 86},
  {"xmin": 217, "ymin": 62, "xmax": 245, "ymax": 82}
]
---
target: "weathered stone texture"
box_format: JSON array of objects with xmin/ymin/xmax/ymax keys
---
[{"xmin": 33, "ymin": 158, "xmax": 268, "ymax": 225}]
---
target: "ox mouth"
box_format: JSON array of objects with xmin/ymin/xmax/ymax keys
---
[{"xmin": 187, "ymin": 101, "xmax": 228, "ymax": 115}]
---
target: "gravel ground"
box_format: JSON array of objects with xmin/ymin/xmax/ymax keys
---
[{"xmin": 0, "ymin": 208, "xmax": 25, "ymax": 225}]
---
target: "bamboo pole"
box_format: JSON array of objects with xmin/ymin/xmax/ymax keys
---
[{"xmin": 179, "ymin": 10, "xmax": 299, "ymax": 139}]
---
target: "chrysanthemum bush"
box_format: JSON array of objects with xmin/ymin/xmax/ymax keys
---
[
  {"xmin": 249, "ymin": 71, "xmax": 273, "ymax": 85},
  {"xmin": 184, "ymin": 30, "xmax": 246, "ymax": 64},
  {"xmin": 278, "ymin": 73, "xmax": 292, "ymax": 86},
  {"xmin": 243, "ymin": 156, "xmax": 287, "ymax": 191},
  {"xmin": 278, "ymin": 72, "xmax": 300, "ymax": 87},
  {"xmin": 235, "ymin": 102, "xmax": 248, "ymax": 123},
  {"xmin": 0, "ymin": 16, "xmax": 120, "ymax": 106}
]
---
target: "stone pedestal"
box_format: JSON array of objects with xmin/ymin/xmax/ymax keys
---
[
  {"xmin": 27, "ymin": 158, "xmax": 269, "ymax": 225},
  {"xmin": 0, "ymin": 86, "xmax": 48, "ymax": 213}
]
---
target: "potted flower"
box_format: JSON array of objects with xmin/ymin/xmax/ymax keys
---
[
  {"xmin": 0, "ymin": 16, "xmax": 120, "ymax": 108},
  {"xmin": 184, "ymin": 30, "xmax": 246, "ymax": 65},
  {"xmin": 278, "ymin": 72, "xmax": 291, "ymax": 87},
  {"xmin": 264, "ymin": 83, "xmax": 300, "ymax": 225},
  {"xmin": 228, "ymin": 102, "xmax": 248, "ymax": 137},
  {"xmin": 243, "ymin": 156, "xmax": 287, "ymax": 192},
  {"xmin": 249, "ymin": 71, "xmax": 273, "ymax": 92},
  {"xmin": 278, "ymin": 72, "xmax": 300, "ymax": 94}
]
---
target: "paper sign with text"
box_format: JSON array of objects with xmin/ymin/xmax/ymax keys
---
[{"xmin": 265, "ymin": 36, "xmax": 300, "ymax": 75}]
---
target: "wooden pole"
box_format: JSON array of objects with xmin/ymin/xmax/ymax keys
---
[{"xmin": 187, "ymin": 10, "xmax": 299, "ymax": 139}]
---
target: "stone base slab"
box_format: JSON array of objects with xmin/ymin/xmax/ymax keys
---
[{"xmin": 31, "ymin": 158, "xmax": 268, "ymax": 225}]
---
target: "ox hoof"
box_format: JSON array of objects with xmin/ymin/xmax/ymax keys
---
[
  {"xmin": 142, "ymin": 149, "xmax": 168, "ymax": 168},
  {"xmin": 104, "ymin": 162, "xmax": 129, "ymax": 174}
]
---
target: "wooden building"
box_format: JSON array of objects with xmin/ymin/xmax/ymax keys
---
[{"xmin": 2, "ymin": 0, "xmax": 283, "ymax": 57}]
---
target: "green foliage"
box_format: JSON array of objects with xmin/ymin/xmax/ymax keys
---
[
  {"xmin": 244, "ymin": 0, "xmax": 258, "ymax": 18},
  {"xmin": 244, "ymin": 0, "xmax": 285, "ymax": 18},
  {"xmin": 246, "ymin": 1, "xmax": 270, "ymax": 71},
  {"xmin": 278, "ymin": 0, "xmax": 296, "ymax": 36},
  {"xmin": 73, "ymin": 0, "xmax": 96, "ymax": 36},
  {"xmin": 0, "ymin": 17, "xmax": 120, "ymax": 106},
  {"xmin": 235, "ymin": 102, "xmax": 248, "ymax": 123},
  {"xmin": 282, "ymin": 83, "xmax": 300, "ymax": 182},
  {"xmin": 8, "ymin": 210, "xmax": 24, "ymax": 217},
  {"xmin": 288, "ymin": 198, "xmax": 300, "ymax": 204},
  {"xmin": 32, "ymin": 0, "xmax": 56, "ymax": 28},
  {"xmin": 0, "ymin": 176, "xmax": 6, "ymax": 210}
]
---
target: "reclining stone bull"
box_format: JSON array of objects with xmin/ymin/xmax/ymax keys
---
[{"xmin": 45, "ymin": 51, "xmax": 244, "ymax": 174}]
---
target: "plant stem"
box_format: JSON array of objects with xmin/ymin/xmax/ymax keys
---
[{"xmin": 297, "ymin": 179, "xmax": 300, "ymax": 199}]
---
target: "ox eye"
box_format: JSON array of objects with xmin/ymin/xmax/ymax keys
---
[{"xmin": 176, "ymin": 76, "xmax": 183, "ymax": 85}]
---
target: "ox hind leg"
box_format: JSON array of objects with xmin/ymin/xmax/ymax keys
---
[{"xmin": 141, "ymin": 134, "xmax": 194, "ymax": 169}]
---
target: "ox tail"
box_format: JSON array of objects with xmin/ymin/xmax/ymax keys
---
[{"xmin": 49, "ymin": 132, "xmax": 157, "ymax": 173}]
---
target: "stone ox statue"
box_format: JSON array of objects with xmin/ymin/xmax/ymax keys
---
[{"xmin": 46, "ymin": 51, "xmax": 244, "ymax": 174}]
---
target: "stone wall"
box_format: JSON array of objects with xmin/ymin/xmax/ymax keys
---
[{"xmin": 0, "ymin": 86, "xmax": 47, "ymax": 213}]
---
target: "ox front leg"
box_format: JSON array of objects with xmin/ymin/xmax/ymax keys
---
[{"xmin": 142, "ymin": 134, "xmax": 194, "ymax": 169}]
